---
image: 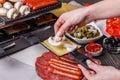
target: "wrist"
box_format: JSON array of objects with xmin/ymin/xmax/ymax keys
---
[
  {"xmin": 80, "ymin": 6, "xmax": 95, "ymax": 23},
  {"xmin": 116, "ymin": 69, "xmax": 120, "ymax": 80},
  {"xmin": 86, "ymin": 6, "xmax": 96, "ymax": 21}
]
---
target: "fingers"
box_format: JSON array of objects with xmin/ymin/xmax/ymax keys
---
[
  {"xmin": 91, "ymin": 58, "xmax": 102, "ymax": 65},
  {"xmin": 55, "ymin": 20, "xmax": 71, "ymax": 37},
  {"xmin": 78, "ymin": 64, "xmax": 91, "ymax": 78},
  {"xmin": 54, "ymin": 17, "xmax": 65, "ymax": 34},
  {"xmin": 54, "ymin": 15, "xmax": 80, "ymax": 36},
  {"xmin": 68, "ymin": 25, "xmax": 79, "ymax": 34},
  {"xmin": 78, "ymin": 60, "xmax": 99, "ymax": 79},
  {"xmin": 87, "ymin": 60, "xmax": 101, "ymax": 72}
]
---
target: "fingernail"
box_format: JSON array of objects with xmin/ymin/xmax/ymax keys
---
[
  {"xmin": 56, "ymin": 31, "xmax": 61, "ymax": 37},
  {"xmin": 86, "ymin": 60, "xmax": 92, "ymax": 65},
  {"xmin": 54, "ymin": 32, "xmax": 62, "ymax": 41}
]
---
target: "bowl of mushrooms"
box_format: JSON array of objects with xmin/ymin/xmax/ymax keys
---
[
  {"xmin": 65, "ymin": 22, "xmax": 103, "ymax": 44},
  {"xmin": 0, "ymin": 1, "xmax": 31, "ymax": 19}
]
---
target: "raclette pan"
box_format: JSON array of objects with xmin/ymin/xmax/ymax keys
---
[{"xmin": 39, "ymin": 26, "xmax": 94, "ymax": 70}]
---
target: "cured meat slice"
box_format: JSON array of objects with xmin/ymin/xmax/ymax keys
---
[
  {"xmin": 42, "ymin": 52, "xmax": 59, "ymax": 61},
  {"xmin": 60, "ymin": 57, "xmax": 77, "ymax": 64},
  {"xmin": 37, "ymin": 68, "xmax": 49, "ymax": 79},
  {"xmin": 35, "ymin": 51, "xmax": 101, "ymax": 80},
  {"xmin": 59, "ymin": 76, "xmax": 75, "ymax": 80},
  {"xmin": 49, "ymin": 58, "xmax": 78, "ymax": 68},
  {"xmin": 45, "ymin": 73, "xmax": 60, "ymax": 80},
  {"xmin": 52, "ymin": 68, "xmax": 81, "ymax": 80},
  {"xmin": 35, "ymin": 56, "xmax": 49, "ymax": 66},
  {"xmin": 23, "ymin": 0, "xmax": 58, "ymax": 10}
]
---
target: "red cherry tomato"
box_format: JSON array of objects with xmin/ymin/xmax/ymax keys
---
[
  {"xmin": 116, "ymin": 17, "xmax": 120, "ymax": 22},
  {"xmin": 106, "ymin": 18, "xmax": 114, "ymax": 24},
  {"xmin": 0, "ymin": 0, "xmax": 6, "ymax": 4},
  {"xmin": 113, "ymin": 29, "xmax": 120, "ymax": 38},
  {"xmin": 112, "ymin": 20, "xmax": 120, "ymax": 28},
  {"xmin": 106, "ymin": 23, "xmax": 114, "ymax": 35},
  {"xmin": 86, "ymin": 42, "xmax": 102, "ymax": 52},
  {"xmin": 85, "ymin": 3, "xmax": 92, "ymax": 6},
  {"xmin": 106, "ymin": 17, "xmax": 120, "ymax": 38}
]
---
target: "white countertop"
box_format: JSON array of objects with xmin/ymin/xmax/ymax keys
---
[
  {"xmin": 10, "ymin": 43, "xmax": 48, "ymax": 67},
  {"xmin": 0, "ymin": 43, "xmax": 48, "ymax": 80}
]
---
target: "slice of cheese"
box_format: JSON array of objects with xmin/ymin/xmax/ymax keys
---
[
  {"xmin": 42, "ymin": 38, "xmax": 80, "ymax": 56},
  {"xmin": 51, "ymin": 3, "xmax": 79, "ymax": 17}
]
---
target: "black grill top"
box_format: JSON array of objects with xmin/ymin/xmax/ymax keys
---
[{"xmin": 0, "ymin": 1, "xmax": 61, "ymax": 29}]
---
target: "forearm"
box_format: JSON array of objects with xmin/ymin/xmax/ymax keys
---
[
  {"xmin": 87, "ymin": 0, "xmax": 120, "ymax": 20},
  {"xmin": 115, "ymin": 69, "xmax": 120, "ymax": 80}
]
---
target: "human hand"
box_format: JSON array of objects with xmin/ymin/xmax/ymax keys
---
[
  {"xmin": 78, "ymin": 60, "xmax": 120, "ymax": 80},
  {"xmin": 54, "ymin": 7, "xmax": 92, "ymax": 37}
]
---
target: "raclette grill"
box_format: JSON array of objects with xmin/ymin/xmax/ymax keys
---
[
  {"xmin": 0, "ymin": 1, "xmax": 61, "ymax": 57},
  {"xmin": 0, "ymin": 1, "xmax": 61, "ymax": 29}
]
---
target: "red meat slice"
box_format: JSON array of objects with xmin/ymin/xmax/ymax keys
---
[
  {"xmin": 36, "ymin": 56, "xmax": 49, "ymax": 66},
  {"xmin": 59, "ymin": 76, "xmax": 75, "ymax": 80},
  {"xmin": 45, "ymin": 73, "xmax": 60, "ymax": 80},
  {"xmin": 37, "ymin": 68, "xmax": 49, "ymax": 79},
  {"xmin": 42, "ymin": 52, "xmax": 59, "ymax": 61},
  {"xmin": 36, "ymin": 63, "xmax": 50, "ymax": 78},
  {"xmin": 35, "ymin": 51, "xmax": 101, "ymax": 80}
]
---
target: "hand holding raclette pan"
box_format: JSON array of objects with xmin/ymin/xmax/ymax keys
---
[
  {"xmin": 69, "ymin": 49, "xmax": 94, "ymax": 70},
  {"xmin": 42, "ymin": 37, "xmax": 94, "ymax": 71}
]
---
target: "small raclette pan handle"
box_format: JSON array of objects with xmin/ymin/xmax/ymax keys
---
[{"xmin": 70, "ymin": 50, "xmax": 94, "ymax": 71}]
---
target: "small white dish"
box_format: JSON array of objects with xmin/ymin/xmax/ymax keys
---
[
  {"xmin": 85, "ymin": 43, "xmax": 103, "ymax": 57},
  {"xmin": 65, "ymin": 22, "xmax": 103, "ymax": 44}
]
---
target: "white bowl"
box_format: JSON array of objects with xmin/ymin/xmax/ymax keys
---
[
  {"xmin": 65, "ymin": 22, "xmax": 103, "ymax": 44},
  {"xmin": 85, "ymin": 43, "xmax": 103, "ymax": 57}
]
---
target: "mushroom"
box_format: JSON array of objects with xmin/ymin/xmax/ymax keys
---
[
  {"xmin": 64, "ymin": 43, "xmax": 77, "ymax": 52},
  {"xmin": 3, "ymin": 2, "xmax": 13, "ymax": 9},
  {"xmin": 0, "ymin": 3, "xmax": 2, "ymax": 8},
  {"xmin": 14, "ymin": 1, "xmax": 23, "ymax": 11},
  {"xmin": 0, "ymin": 7, "xmax": 8, "ymax": 16},
  {"xmin": 19, "ymin": 5, "xmax": 30, "ymax": 15},
  {"xmin": 7, "ymin": 8, "xmax": 19, "ymax": 19},
  {"xmin": 54, "ymin": 36, "xmax": 62, "ymax": 42},
  {"xmin": 9, "ymin": 0, "xmax": 22, "ymax": 2},
  {"xmin": 48, "ymin": 37, "xmax": 61, "ymax": 46}
]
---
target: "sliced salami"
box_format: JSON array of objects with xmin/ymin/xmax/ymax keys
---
[{"xmin": 35, "ymin": 51, "xmax": 101, "ymax": 80}]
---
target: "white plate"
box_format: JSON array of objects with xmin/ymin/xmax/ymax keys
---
[
  {"xmin": 96, "ymin": 20, "xmax": 110, "ymax": 37},
  {"xmin": 66, "ymin": 22, "xmax": 103, "ymax": 44}
]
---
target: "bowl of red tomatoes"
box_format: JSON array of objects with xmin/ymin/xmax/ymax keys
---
[
  {"xmin": 106, "ymin": 17, "xmax": 120, "ymax": 38},
  {"xmin": 85, "ymin": 42, "xmax": 103, "ymax": 57}
]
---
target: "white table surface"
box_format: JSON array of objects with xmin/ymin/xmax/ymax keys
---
[{"xmin": 0, "ymin": 43, "xmax": 48, "ymax": 80}]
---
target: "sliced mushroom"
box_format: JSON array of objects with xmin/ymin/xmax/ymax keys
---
[
  {"xmin": 64, "ymin": 43, "xmax": 77, "ymax": 52},
  {"xmin": 0, "ymin": 3, "xmax": 2, "ymax": 8},
  {"xmin": 0, "ymin": 7, "xmax": 8, "ymax": 16},
  {"xmin": 9, "ymin": 0, "xmax": 22, "ymax": 2},
  {"xmin": 54, "ymin": 36, "xmax": 62, "ymax": 42},
  {"xmin": 7, "ymin": 8, "xmax": 19, "ymax": 19},
  {"xmin": 19, "ymin": 5, "xmax": 30, "ymax": 15},
  {"xmin": 14, "ymin": 1, "xmax": 23, "ymax": 11},
  {"xmin": 48, "ymin": 37, "xmax": 61, "ymax": 46},
  {"xmin": 3, "ymin": 2, "xmax": 13, "ymax": 9}
]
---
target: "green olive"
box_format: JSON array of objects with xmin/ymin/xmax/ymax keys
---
[{"xmin": 71, "ymin": 25, "xmax": 100, "ymax": 39}]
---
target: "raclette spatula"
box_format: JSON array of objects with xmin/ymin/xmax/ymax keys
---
[{"xmin": 41, "ymin": 38, "xmax": 94, "ymax": 70}]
